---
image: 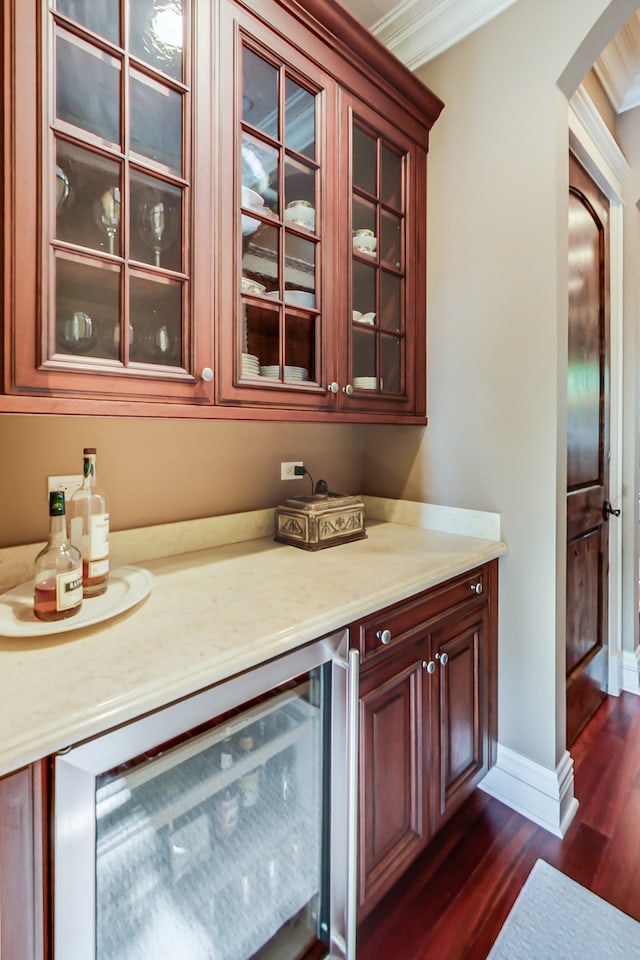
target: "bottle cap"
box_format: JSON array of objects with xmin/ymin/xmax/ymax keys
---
[{"xmin": 49, "ymin": 490, "xmax": 65, "ymax": 515}]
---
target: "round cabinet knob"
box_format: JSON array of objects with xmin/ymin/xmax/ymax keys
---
[
  {"xmin": 200, "ymin": 367, "xmax": 214, "ymax": 382},
  {"xmin": 328, "ymin": 381, "xmax": 340, "ymax": 394},
  {"xmin": 343, "ymin": 384, "xmax": 354, "ymax": 396},
  {"xmin": 435, "ymin": 651, "xmax": 449, "ymax": 666},
  {"xmin": 470, "ymin": 582, "xmax": 483, "ymax": 595},
  {"xmin": 422, "ymin": 660, "xmax": 436, "ymax": 674},
  {"xmin": 376, "ymin": 629, "xmax": 392, "ymax": 645}
]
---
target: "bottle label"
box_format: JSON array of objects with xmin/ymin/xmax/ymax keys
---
[
  {"xmin": 88, "ymin": 557, "xmax": 109, "ymax": 579},
  {"xmin": 56, "ymin": 568, "xmax": 83, "ymax": 611},
  {"xmin": 89, "ymin": 513, "xmax": 110, "ymax": 562}
]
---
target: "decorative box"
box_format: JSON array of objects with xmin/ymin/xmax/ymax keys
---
[{"xmin": 274, "ymin": 492, "xmax": 367, "ymax": 551}]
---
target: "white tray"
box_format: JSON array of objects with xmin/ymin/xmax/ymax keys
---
[{"xmin": 0, "ymin": 565, "xmax": 153, "ymax": 638}]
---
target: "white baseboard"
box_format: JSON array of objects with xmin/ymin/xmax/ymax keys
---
[
  {"xmin": 479, "ymin": 745, "xmax": 578, "ymax": 837},
  {"xmin": 622, "ymin": 648, "xmax": 640, "ymax": 695}
]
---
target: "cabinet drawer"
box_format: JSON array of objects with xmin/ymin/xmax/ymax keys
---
[{"xmin": 353, "ymin": 566, "xmax": 487, "ymax": 665}]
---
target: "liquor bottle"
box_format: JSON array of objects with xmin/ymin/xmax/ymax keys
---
[
  {"xmin": 33, "ymin": 491, "xmax": 83, "ymax": 621},
  {"xmin": 237, "ymin": 730, "xmax": 261, "ymax": 810},
  {"xmin": 68, "ymin": 447, "xmax": 109, "ymax": 597}
]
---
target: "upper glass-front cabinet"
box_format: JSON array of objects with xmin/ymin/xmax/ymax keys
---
[{"xmin": 4, "ymin": 0, "xmax": 441, "ymax": 417}]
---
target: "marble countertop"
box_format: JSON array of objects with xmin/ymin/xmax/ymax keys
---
[{"xmin": 0, "ymin": 497, "xmax": 507, "ymax": 777}]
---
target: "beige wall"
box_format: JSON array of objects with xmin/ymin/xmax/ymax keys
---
[
  {"xmin": 0, "ymin": 416, "xmax": 365, "ymax": 547},
  {"xmin": 363, "ymin": 0, "xmax": 640, "ymax": 774}
]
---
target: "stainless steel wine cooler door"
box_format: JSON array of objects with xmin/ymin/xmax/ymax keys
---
[{"xmin": 54, "ymin": 631, "xmax": 358, "ymax": 960}]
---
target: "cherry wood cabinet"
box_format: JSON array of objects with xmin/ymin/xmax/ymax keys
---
[
  {"xmin": 2, "ymin": 0, "xmax": 442, "ymax": 420},
  {"xmin": 0, "ymin": 763, "xmax": 47, "ymax": 960},
  {"xmin": 352, "ymin": 561, "xmax": 498, "ymax": 918}
]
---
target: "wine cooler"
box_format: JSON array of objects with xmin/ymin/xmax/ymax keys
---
[{"xmin": 54, "ymin": 631, "xmax": 358, "ymax": 960}]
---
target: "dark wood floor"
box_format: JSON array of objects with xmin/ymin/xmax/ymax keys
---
[{"xmin": 356, "ymin": 691, "xmax": 640, "ymax": 960}]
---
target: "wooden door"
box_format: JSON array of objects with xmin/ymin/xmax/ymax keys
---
[
  {"xmin": 566, "ymin": 152, "xmax": 611, "ymax": 747},
  {"xmin": 431, "ymin": 607, "xmax": 488, "ymax": 833},
  {"xmin": 357, "ymin": 637, "xmax": 430, "ymax": 917}
]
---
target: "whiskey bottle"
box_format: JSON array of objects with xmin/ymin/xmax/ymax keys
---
[
  {"xmin": 34, "ymin": 491, "xmax": 83, "ymax": 621},
  {"xmin": 68, "ymin": 448, "xmax": 109, "ymax": 597}
]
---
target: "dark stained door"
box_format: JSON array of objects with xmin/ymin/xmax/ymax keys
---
[{"xmin": 566, "ymin": 152, "xmax": 611, "ymax": 747}]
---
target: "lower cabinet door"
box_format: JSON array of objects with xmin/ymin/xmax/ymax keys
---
[
  {"xmin": 357, "ymin": 638, "xmax": 430, "ymax": 916},
  {"xmin": 431, "ymin": 607, "xmax": 489, "ymax": 833},
  {"xmin": 0, "ymin": 764, "xmax": 46, "ymax": 960}
]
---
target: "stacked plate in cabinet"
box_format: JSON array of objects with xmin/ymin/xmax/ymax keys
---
[
  {"xmin": 259, "ymin": 365, "xmax": 309, "ymax": 381},
  {"xmin": 241, "ymin": 353, "xmax": 260, "ymax": 377},
  {"xmin": 353, "ymin": 376, "xmax": 379, "ymax": 390}
]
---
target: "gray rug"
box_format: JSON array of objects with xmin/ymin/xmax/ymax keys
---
[{"xmin": 487, "ymin": 859, "xmax": 640, "ymax": 958}]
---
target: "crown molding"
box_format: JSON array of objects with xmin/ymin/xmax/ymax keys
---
[
  {"xmin": 370, "ymin": 0, "xmax": 520, "ymax": 71},
  {"xmin": 593, "ymin": 11, "xmax": 640, "ymax": 114},
  {"xmin": 569, "ymin": 84, "xmax": 629, "ymax": 190}
]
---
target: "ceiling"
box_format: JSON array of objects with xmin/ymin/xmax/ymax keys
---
[
  {"xmin": 593, "ymin": 11, "xmax": 640, "ymax": 114},
  {"xmin": 341, "ymin": 0, "xmax": 640, "ymax": 118}
]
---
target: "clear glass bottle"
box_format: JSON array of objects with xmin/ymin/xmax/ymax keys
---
[
  {"xmin": 34, "ymin": 491, "xmax": 83, "ymax": 621},
  {"xmin": 68, "ymin": 447, "xmax": 109, "ymax": 597}
]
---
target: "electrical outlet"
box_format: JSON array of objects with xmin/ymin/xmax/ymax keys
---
[
  {"xmin": 48, "ymin": 474, "xmax": 83, "ymax": 501},
  {"xmin": 281, "ymin": 461, "xmax": 304, "ymax": 481}
]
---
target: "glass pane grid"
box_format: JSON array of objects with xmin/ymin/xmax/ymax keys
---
[
  {"xmin": 351, "ymin": 122, "xmax": 410, "ymax": 396},
  {"xmin": 240, "ymin": 45, "xmax": 322, "ymax": 393},
  {"xmin": 49, "ymin": 3, "xmax": 189, "ymax": 371}
]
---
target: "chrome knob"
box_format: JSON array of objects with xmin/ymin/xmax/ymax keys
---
[
  {"xmin": 328, "ymin": 381, "xmax": 340, "ymax": 394},
  {"xmin": 423, "ymin": 660, "xmax": 436, "ymax": 674},
  {"xmin": 470, "ymin": 582, "xmax": 483, "ymax": 595},
  {"xmin": 200, "ymin": 367, "xmax": 214, "ymax": 382},
  {"xmin": 436, "ymin": 651, "xmax": 449, "ymax": 666},
  {"xmin": 343, "ymin": 384, "xmax": 354, "ymax": 396},
  {"xmin": 376, "ymin": 629, "xmax": 392, "ymax": 645}
]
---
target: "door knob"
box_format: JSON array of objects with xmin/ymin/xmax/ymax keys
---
[
  {"xmin": 602, "ymin": 500, "xmax": 621, "ymax": 521},
  {"xmin": 435, "ymin": 651, "xmax": 448, "ymax": 666}
]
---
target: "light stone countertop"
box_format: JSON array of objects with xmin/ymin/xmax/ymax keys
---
[{"xmin": 0, "ymin": 498, "xmax": 507, "ymax": 777}]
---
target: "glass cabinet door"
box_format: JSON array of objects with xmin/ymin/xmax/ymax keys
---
[
  {"xmin": 350, "ymin": 122, "xmax": 406, "ymax": 398},
  {"xmin": 238, "ymin": 43, "xmax": 322, "ymax": 392},
  {"xmin": 48, "ymin": 1, "xmax": 192, "ymax": 376},
  {"xmin": 216, "ymin": 2, "xmax": 337, "ymax": 410}
]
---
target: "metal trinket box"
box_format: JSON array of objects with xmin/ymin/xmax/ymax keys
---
[{"xmin": 274, "ymin": 485, "xmax": 367, "ymax": 551}]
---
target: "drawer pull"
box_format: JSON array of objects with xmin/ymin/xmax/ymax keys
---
[
  {"xmin": 376, "ymin": 629, "xmax": 392, "ymax": 645},
  {"xmin": 422, "ymin": 660, "xmax": 436, "ymax": 674},
  {"xmin": 435, "ymin": 651, "xmax": 449, "ymax": 666},
  {"xmin": 470, "ymin": 582, "xmax": 483, "ymax": 595}
]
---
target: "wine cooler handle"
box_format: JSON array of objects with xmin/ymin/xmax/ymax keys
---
[{"xmin": 346, "ymin": 647, "xmax": 360, "ymax": 960}]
